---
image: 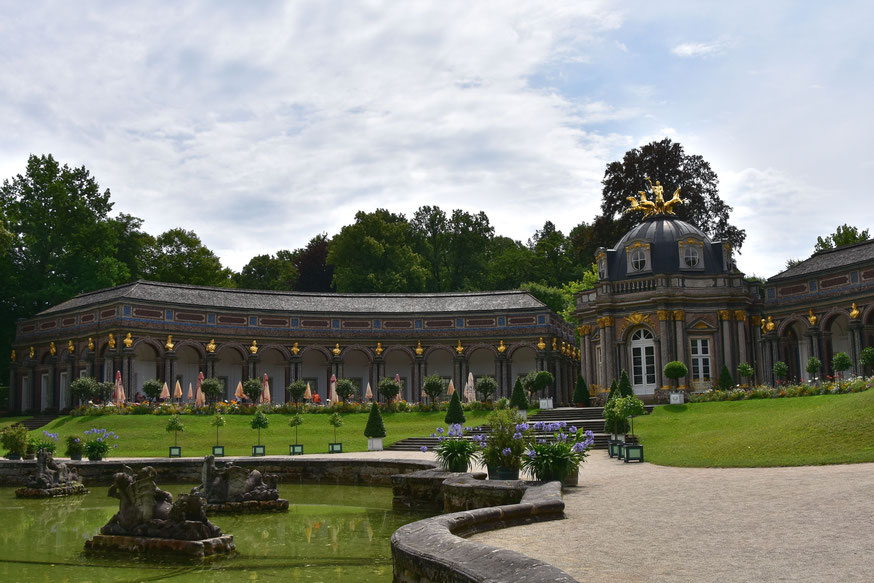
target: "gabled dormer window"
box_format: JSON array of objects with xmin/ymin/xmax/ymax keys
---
[
  {"xmin": 624, "ymin": 241, "xmax": 652, "ymax": 275},
  {"xmin": 678, "ymin": 237, "xmax": 704, "ymax": 271}
]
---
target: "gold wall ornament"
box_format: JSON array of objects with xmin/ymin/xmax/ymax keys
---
[
  {"xmin": 29, "ymin": 346, "xmax": 35, "ymax": 359},
  {"xmin": 332, "ymin": 343, "xmax": 341, "ymax": 356},
  {"xmin": 596, "ymin": 316, "xmax": 615, "ymax": 328},
  {"xmin": 693, "ymin": 321, "xmax": 710, "ymax": 330},
  {"xmin": 291, "ymin": 342, "xmax": 300, "ymax": 356},
  {"xmin": 718, "ymin": 310, "xmax": 731, "ymax": 321},
  {"xmin": 552, "ymin": 338, "xmax": 557, "ymax": 351},
  {"xmin": 107, "ymin": 333, "xmax": 116, "ymax": 349},
  {"xmin": 49, "ymin": 342, "xmax": 56, "ymax": 356},
  {"xmin": 415, "ymin": 340, "xmax": 424, "ymax": 356},
  {"xmin": 455, "ymin": 340, "xmax": 464, "ymax": 355},
  {"xmin": 537, "ymin": 337, "xmax": 546, "ymax": 350},
  {"xmin": 626, "ymin": 312, "xmax": 648, "ymax": 326},
  {"xmin": 850, "ymin": 303, "xmax": 861, "ymax": 319},
  {"xmin": 375, "ymin": 342, "xmax": 383, "ymax": 357},
  {"xmin": 677, "ymin": 237, "xmax": 702, "ymax": 248},
  {"xmin": 164, "ymin": 335, "xmax": 175, "ymax": 351},
  {"xmin": 67, "ymin": 340, "xmax": 74, "ymax": 354},
  {"xmin": 807, "ymin": 310, "xmax": 818, "ymax": 326},
  {"xmin": 123, "ymin": 333, "xmax": 133, "ymax": 348},
  {"xmin": 657, "ymin": 310, "xmax": 671, "ymax": 321},
  {"xmin": 497, "ymin": 340, "xmax": 506, "ymax": 353},
  {"xmin": 734, "ymin": 310, "xmax": 747, "ymax": 321},
  {"xmin": 624, "ymin": 177, "xmax": 686, "ymax": 217},
  {"xmin": 760, "ymin": 317, "xmax": 767, "ymax": 333},
  {"xmin": 765, "ymin": 316, "xmax": 775, "ymax": 332},
  {"xmin": 88, "ymin": 337, "xmax": 95, "ymax": 351},
  {"xmin": 206, "ymin": 339, "xmax": 217, "ymax": 353},
  {"xmin": 249, "ymin": 340, "xmax": 259, "ymax": 355},
  {"xmin": 580, "ymin": 325, "xmax": 591, "ymax": 335},
  {"xmin": 672, "ymin": 310, "xmax": 685, "ymax": 321},
  {"xmin": 10, "ymin": 350, "xmax": 15, "ymax": 362}
]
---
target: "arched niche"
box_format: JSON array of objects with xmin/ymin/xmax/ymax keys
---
[
  {"xmin": 384, "ymin": 349, "xmax": 413, "ymax": 400},
  {"xmin": 301, "ymin": 349, "xmax": 329, "ymax": 401},
  {"xmin": 260, "ymin": 347, "xmax": 286, "ymax": 404},
  {"xmin": 214, "ymin": 345, "xmax": 246, "ymax": 401},
  {"xmin": 467, "ymin": 347, "xmax": 496, "ymax": 382},
  {"xmin": 132, "ymin": 342, "xmax": 162, "ymax": 397},
  {"xmin": 510, "ymin": 346, "xmax": 537, "ymax": 395},
  {"xmin": 342, "ymin": 349, "xmax": 371, "ymax": 399},
  {"xmin": 426, "ymin": 348, "xmax": 454, "ymax": 384},
  {"xmin": 175, "ymin": 345, "xmax": 202, "ymax": 400}
]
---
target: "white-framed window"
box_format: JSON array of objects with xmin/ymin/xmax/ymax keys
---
[
  {"xmin": 690, "ymin": 338, "xmax": 711, "ymax": 382},
  {"xmin": 684, "ymin": 246, "xmax": 700, "ymax": 267},
  {"xmin": 630, "ymin": 329, "xmax": 656, "ymax": 392},
  {"xmin": 630, "ymin": 249, "xmax": 647, "ymax": 271}
]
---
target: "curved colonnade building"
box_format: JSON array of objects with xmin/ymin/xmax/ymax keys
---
[{"xmin": 9, "ymin": 281, "xmax": 578, "ymax": 412}]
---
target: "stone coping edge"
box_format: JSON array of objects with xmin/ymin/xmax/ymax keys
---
[{"xmin": 391, "ymin": 481, "xmax": 579, "ymax": 583}]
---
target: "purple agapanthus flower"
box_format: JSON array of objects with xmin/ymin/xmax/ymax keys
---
[
  {"xmin": 569, "ymin": 426, "xmax": 578, "ymax": 434},
  {"xmin": 515, "ymin": 422, "xmax": 530, "ymax": 432},
  {"xmin": 436, "ymin": 427, "xmax": 444, "ymax": 434},
  {"xmin": 502, "ymin": 447, "xmax": 512, "ymax": 456},
  {"xmin": 527, "ymin": 450, "xmax": 536, "ymax": 459},
  {"xmin": 420, "ymin": 446, "xmax": 428, "ymax": 453},
  {"xmin": 512, "ymin": 432, "xmax": 522, "ymax": 440}
]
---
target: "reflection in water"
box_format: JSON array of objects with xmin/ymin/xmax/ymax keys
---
[{"xmin": 0, "ymin": 483, "xmax": 428, "ymax": 582}]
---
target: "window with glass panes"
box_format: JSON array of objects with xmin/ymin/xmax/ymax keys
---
[
  {"xmin": 690, "ymin": 338, "xmax": 711, "ymax": 381},
  {"xmin": 630, "ymin": 329, "xmax": 656, "ymax": 387}
]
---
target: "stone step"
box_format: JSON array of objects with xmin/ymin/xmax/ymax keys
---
[{"xmin": 18, "ymin": 416, "xmax": 58, "ymax": 431}]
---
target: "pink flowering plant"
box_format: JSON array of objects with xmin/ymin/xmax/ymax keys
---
[{"xmin": 522, "ymin": 421, "xmax": 594, "ymax": 483}]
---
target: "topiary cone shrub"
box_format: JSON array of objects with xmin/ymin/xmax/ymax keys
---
[
  {"xmin": 509, "ymin": 377, "xmax": 528, "ymax": 411},
  {"xmin": 573, "ymin": 376, "xmax": 590, "ymax": 406},
  {"xmin": 606, "ymin": 378, "xmax": 619, "ymax": 402},
  {"xmin": 364, "ymin": 402, "xmax": 387, "ymax": 438},
  {"xmin": 618, "ymin": 370, "xmax": 633, "ymax": 397},
  {"xmin": 444, "ymin": 390, "xmax": 466, "ymax": 425},
  {"xmin": 717, "ymin": 364, "xmax": 734, "ymax": 390}
]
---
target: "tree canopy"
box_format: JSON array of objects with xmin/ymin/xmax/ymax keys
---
[
  {"xmin": 145, "ymin": 228, "xmax": 233, "ymax": 287},
  {"xmin": 814, "ymin": 224, "xmax": 870, "ymax": 253}
]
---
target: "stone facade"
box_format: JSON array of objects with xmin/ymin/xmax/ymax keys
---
[{"xmin": 10, "ymin": 281, "xmax": 578, "ymax": 413}]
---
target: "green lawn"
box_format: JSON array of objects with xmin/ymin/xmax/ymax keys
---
[
  {"xmin": 32, "ymin": 410, "xmax": 491, "ymax": 458},
  {"xmin": 0, "ymin": 416, "xmax": 31, "ymax": 431},
  {"xmin": 635, "ymin": 388, "xmax": 874, "ymax": 467}
]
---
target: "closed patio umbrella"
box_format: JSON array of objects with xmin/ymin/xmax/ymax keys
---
[
  {"xmin": 329, "ymin": 374, "xmax": 337, "ymax": 402},
  {"xmin": 234, "ymin": 381, "xmax": 244, "ymax": 400},
  {"xmin": 303, "ymin": 382, "xmax": 312, "ymax": 401},
  {"xmin": 365, "ymin": 382, "xmax": 373, "ymax": 401},
  {"xmin": 394, "ymin": 373, "xmax": 402, "ymax": 401},
  {"xmin": 464, "ymin": 372, "xmax": 475, "ymax": 403},
  {"xmin": 195, "ymin": 383, "xmax": 205, "ymax": 407},
  {"xmin": 187, "ymin": 382, "xmax": 193, "ymax": 402},
  {"xmin": 160, "ymin": 382, "xmax": 170, "ymax": 401},
  {"xmin": 114, "ymin": 370, "xmax": 125, "ymax": 405},
  {"xmin": 173, "ymin": 380, "xmax": 183, "ymax": 401},
  {"xmin": 447, "ymin": 378, "xmax": 455, "ymax": 396},
  {"xmin": 261, "ymin": 373, "xmax": 271, "ymax": 404}
]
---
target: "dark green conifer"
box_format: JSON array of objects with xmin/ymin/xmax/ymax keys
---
[
  {"xmin": 573, "ymin": 376, "xmax": 591, "ymax": 406},
  {"xmin": 444, "ymin": 390, "xmax": 466, "ymax": 424},
  {"xmin": 618, "ymin": 370, "xmax": 634, "ymax": 397},
  {"xmin": 606, "ymin": 378, "xmax": 619, "ymax": 401},
  {"xmin": 718, "ymin": 364, "xmax": 734, "ymax": 390},
  {"xmin": 509, "ymin": 376, "xmax": 528, "ymax": 410},
  {"xmin": 364, "ymin": 402, "xmax": 386, "ymax": 438}
]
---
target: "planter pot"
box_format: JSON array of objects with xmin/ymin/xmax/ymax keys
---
[
  {"xmin": 328, "ymin": 443, "xmax": 343, "ymax": 454},
  {"xmin": 289, "ymin": 444, "xmax": 304, "ymax": 455},
  {"xmin": 251, "ymin": 445, "xmax": 266, "ymax": 456},
  {"xmin": 367, "ymin": 437, "xmax": 384, "ymax": 451},
  {"xmin": 212, "ymin": 446, "xmax": 225, "ymax": 457},
  {"xmin": 88, "ymin": 455, "xmax": 103, "ymax": 462},
  {"xmin": 447, "ymin": 459, "xmax": 469, "ymax": 473},
  {"xmin": 24, "ymin": 453, "xmax": 35, "ymax": 460},
  {"xmin": 168, "ymin": 446, "xmax": 181, "ymax": 458},
  {"xmin": 518, "ymin": 409, "xmax": 528, "ymax": 420},
  {"xmin": 69, "ymin": 453, "xmax": 82, "ymax": 461},
  {"xmin": 538, "ymin": 397, "xmax": 554, "ymax": 410},
  {"xmin": 538, "ymin": 467, "xmax": 578, "ymax": 487},
  {"xmin": 493, "ymin": 466, "xmax": 520, "ymax": 480},
  {"xmin": 6, "ymin": 453, "xmax": 22, "ymax": 461}
]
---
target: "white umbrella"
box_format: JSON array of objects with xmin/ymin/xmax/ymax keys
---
[
  {"xmin": 159, "ymin": 382, "xmax": 170, "ymax": 401},
  {"xmin": 304, "ymin": 382, "xmax": 312, "ymax": 401},
  {"xmin": 464, "ymin": 372, "xmax": 476, "ymax": 403},
  {"xmin": 329, "ymin": 374, "xmax": 337, "ymax": 402},
  {"xmin": 187, "ymin": 382, "xmax": 193, "ymax": 402},
  {"xmin": 365, "ymin": 382, "xmax": 373, "ymax": 401},
  {"xmin": 114, "ymin": 370, "xmax": 125, "ymax": 405},
  {"xmin": 234, "ymin": 381, "xmax": 244, "ymax": 400},
  {"xmin": 173, "ymin": 380, "xmax": 183, "ymax": 401},
  {"xmin": 261, "ymin": 372, "xmax": 271, "ymax": 404},
  {"xmin": 447, "ymin": 378, "xmax": 455, "ymax": 396}
]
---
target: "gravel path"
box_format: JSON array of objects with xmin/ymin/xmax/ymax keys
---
[{"xmin": 471, "ymin": 454, "xmax": 874, "ymax": 582}]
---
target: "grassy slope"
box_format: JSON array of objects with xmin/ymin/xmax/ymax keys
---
[
  {"xmin": 0, "ymin": 416, "xmax": 30, "ymax": 431},
  {"xmin": 36, "ymin": 410, "xmax": 491, "ymax": 458},
  {"xmin": 635, "ymin": 389, "xmax": 874, "ymax": 467}
]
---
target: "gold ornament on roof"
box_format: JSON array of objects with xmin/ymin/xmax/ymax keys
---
[
  {"xmin": 537, "ymin": 337, "xmax": 546, "ymax": 350},
  {"xmin": 164, "ymin": 335, "xmax": 174, "ymax": 351},
  {"xmin": 497, "ymin": 340, "xmax": 506, "ymax": 353},
  {"xmin": 455, "ymin": 340, "xmax": 464, "ymax": 355},
  {"xmin": 291, "ymin": 341, "xmax": 300, "ymax": 356},
  {"xmin": 67, "ymin": 340, "xmax": 74, "ymax": 354},
  {"xmin": 49, "ymin": 342, "xmax": 56, "ymax": 356},
  {"xmin": 206, "ymin": 339, "xmax": 217, "ymax": 353},
  {"xmin": 552, "ymin": 338, "xmax": 557, "ymax": 351},
  {"xmin": 107, "ymin": 333, "xmax": 116, "ymax": 349},
  {"xmin": 29, "ymin": 346, "xmax": 35, "ymax": 359},
  {"xmin": 123, "ymin": 333, "xmax": 133, "ymax": 348},
  {"xmin": 625, "ymin": 177, "xmax": 686, "ymax": 217},
  {"xmin": 850, "ymin": 303, "xmax": 860, "ymax": 319},
  {"xmin": 249, "ymin": 340, "xmax": 259, "ymax": 355},
  {"xmin": 415, "ymin": 340, "xmax": 423, "ymax": 356},
  {"xmin": 765, "ymin": 316, "xmax": 775, "ymax": 332},
  {"xmin": 88, "ymin": 337, "xmax": 95, "ymax": 351},
  {"xmin": 332, "ymin": 343, "xmax": 341, "ymax": 356},
  {"xmin": 807, "ymin": 310, "xmax": 818, "ymax": 326},
  {"xmin": 375, "ymin": 342, "xmax": 383, "ymax": 357}
]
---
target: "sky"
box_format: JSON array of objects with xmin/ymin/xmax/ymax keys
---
[{"xmin": 1, "ymin": 0, "xmax": 872, "ymax": 279}]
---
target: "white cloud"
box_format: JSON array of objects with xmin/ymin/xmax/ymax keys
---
[{"xmin": 671, "ymin": 40, "xmax": 729, "ymax": 58}]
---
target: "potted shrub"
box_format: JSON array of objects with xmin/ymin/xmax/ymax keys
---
[
  {"xmin": 737, "ymin": 362, "xmax": 754, "ymax": 387},
  {"xmin": 773, "ymin": 360, "xmax": 789, "ymax": 385},
  {"xmin": 481, "ymin": 409, "xmax": 530, "ymax": 480},
  {"xmin": 444, "ymin": 390, "xmax": 466, "ymax": 425},
  {"xmin": 70, "ymin": 376, "xmax": 98, "ymax": 406},
  {"xmin": 328, "ymin": 413, "xmax": 343, "ymax": 453},
  {"xmin": 378, "ymin": 376, "xmax": 401, "ymax": 404},
  {"xmin": 35, "ymin": 430, "xmax": 59, "ymax": 455},
  {"xmin": 604, "ymin": 396, "xmax": 630, "ymax": 441},
  {"xmin": 335, "ymin": 378, "xmax": 357, "ymax": 403},
  {"xmin": 65, "ymin": 435, "xmax": 84, "ymax": 461},
  {"xmin": 287, "ymin": 380, "xmax": 308, "ymax": 405},
  {"xmin": 618, "ymin": 370, "xmax": 634, "ymax": 397},
  {"xmin": 83, "ymin": 428, "xmax": 119, "ymax": 461},
  {"xmin": 522, "ymin": 423, "xmax": 594, "ymax": 486},
  {"xmin": 474, "ymin": 376, "xmax": 498, "ymax": 403},
  {"xmin": 422, "ymin": 374, "xmax": 445, "ymax": 407},
  {"xmin": 717, "ymin": 365, "xmax": 734, "ymax": 390},
  {"xmin": 243, "ymin": 378, "xmax": 264, "ymax": 404},
  {"xmin": 832, "ymin": 352, "xmax": 852, "ymax": 382},
  {"xmin": 861, "ymin": 347, "xmax": 874, "ymax": 376},
  {"xmin": 289, "ymin": 414, "xmax": 304, "ymax": 455},
  {"xmin": 364, "ymin": 402, "xmax": 386, "ymax": 451},
  {"xmin": 166, "ymin": 414, "xmax": 184, "ymax": 457},
  {"xmin": 142, "ymin": 379, "xmax": 163, "ymax": 404},
  {"xmin": 211, "ymin": 413, "xmax": 226, "ymax": 456},
  {"xmin": 806, "ymin": 357, "xmax": 822, "ymax": 385},
  {"xmin": 200, "ymin": 377, "xmax": 223, "ymax": 405},
  {"xmin": 250, "ymin": 410, "xmax": 269, "ymax": 455},
  {"xmin": 434, "ymin": 424, "xmax": 480, "ymax": 472},
  {"xmin": 509, "ymin": 377, "xmax": 528, "ymax": 418},
  {"xmin": 663, "ymin": 361, "xmax": 688, "ymax": 404},
  {"xmin": 573, "ymin": 376, "xmax": 590, "ymax": 407},
  {"xmin": 1, "ymin": 424, "xmax": 28, "ymax": 460}
]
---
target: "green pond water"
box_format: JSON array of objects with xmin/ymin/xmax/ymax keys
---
[{"xmin": 0, "ymin": 483, "xmax": 429, "ymax": 582}]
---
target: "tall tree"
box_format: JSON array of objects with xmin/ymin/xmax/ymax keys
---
[
  {"xmin": 445, "ymin": 209, "xmax": 494, "ymax": 290},
  {"xmin": 483, "ymin": 236, "xmax": 536, "ymax": 290},
  {"xmin": 410, "ymin": 205, "xmax": 448, "ymax": 291},
  {"xmin": 814, "ymin": 224, "xmax": 870, "ymax": 252},
  {"xmin": 110, "ymin": 213, "xmax": 155, "ymax": 281},
  {"xmin": 528, "ymin": 221, "xmax": 578, "ymax": 287},
  {"xmin": 293, "ymin": 233, "xmax": 334, "ymax": 292},
  {"xmin": 145, "ymin": 228, "xmax": 233, "ymax": 287},
  {"xmin": 234, "ymin": 250, "xmax": 298, "ymax": 290},
  {"xmin": 600, "ymin": 138, "xmax": 746, "ymax": 251},
  {"xmin": 327, "ymin": 209, "xmax": 428, "ymax": 292}
]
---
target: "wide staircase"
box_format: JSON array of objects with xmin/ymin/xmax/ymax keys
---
[
  {"xmin": 385, "ymin": 405, "xmax": 655, "ymax": 451},
  {"xmin": 17, "ymin": 415, "xmax": 59, "ymax": 431}
]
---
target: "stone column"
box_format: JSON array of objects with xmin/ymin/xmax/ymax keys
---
[
  {"xmin": 850, "ymin": 321, "xmax": 863, "ymax": 374},
  {"xmin": 719, "ymin": 310, "xmax": 732, "ymax": 375},
  {"xmin": 673, "ymin": 311, "xmax": 687, "ymax": 388},
  {"xmin": 657, "ymin": 312, "xmax": 671, "ymax": 391},
  {"xmin": 581, "ymin": 326, "xmax": 593, "ymax": 386},
  {"xmin": 64, "ymin": 353, "xmax": 76, "ymax": 410},
  {"xmin": 601, "ymin": 317, "xmax": 616, "ymax": 385},
  {"xmin": 735, "ymin": 311, "xmax": 748, "ymax": 369}
]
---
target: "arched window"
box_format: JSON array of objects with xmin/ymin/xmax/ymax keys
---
[
  {"xmin": 630, "ymin": 328, "xmax": 656, "ymax": 393},
  {"xmin": 683, "ymin": 246, "xmax": 700, "ymax": 267},
  {"xmin": 630, "ymin": 249, "xmax": 647, "ymax": 271}
]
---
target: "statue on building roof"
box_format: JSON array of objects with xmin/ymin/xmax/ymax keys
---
[
  {"xmin": 88, "ymin": 337, "xmax": 95, "ymax": 351},
  {"xmin": 123, "ymin": 333, "xmax": 133, "ymax": 348},
  {"xmin": 68, "ymin": 340, "xmax": 75, "ymax": 354},
  {"xmin": 206, "ymin": 339, "xmax": 216, "ymax": 353},
  {"xmin": 49, "ymin": 342, "xmax": 56, "ymax": 356},
  {"xmin": 108, "ymin": 333, "xmax": 116, "ymax": 349},
  {"xmin": 249, "ymin": 340, "xmax": 259, "ymax": 355},
  {"xmin": 164, "ymin": 335, "xmax": 174, "ymax": 351},
  {"xmin": 625, "ymin": 177, "xmax": 686, "ymax": 218},
  {"xmin": 290, "ymin": 341, "xmax": 299, "ymax": 356}
]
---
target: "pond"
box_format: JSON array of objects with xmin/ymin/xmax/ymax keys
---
[{"xmin": 0, "ymin": 482, "xmax": 429, "ymax": 582}]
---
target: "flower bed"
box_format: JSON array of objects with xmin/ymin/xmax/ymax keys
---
[{"xmin": 690, "ymin": 376, "xmax": 874, "ymax": 403}]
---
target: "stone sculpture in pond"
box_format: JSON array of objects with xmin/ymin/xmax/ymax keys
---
[
  {"xmin": 85, "ymin": 465, "xmax": 235, "ymax": 557},
  {"xmin": 15, "ymin": 450, "xmax": 89, "ymax": 498},
  {"xmin": 191, "ymin": 455, "xmax": 289, "ymax": 513}
]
